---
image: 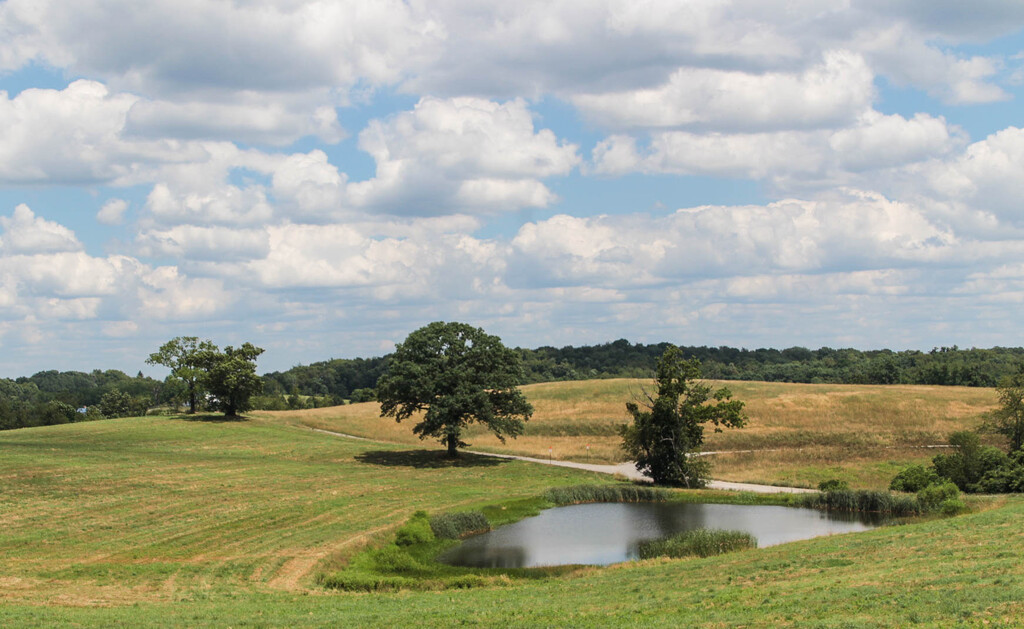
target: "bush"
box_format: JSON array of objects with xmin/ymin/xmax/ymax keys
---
[
  {"xmin": 889, "ymin": 464, "xmax": 940, "ymax": 492},
  {"xmin": 818, "ymin": 479, "xmax": 850, "ymax": 492},
  {"xmin": 429, "ymin": 511, "xmax": 490, "ymax": 540},
  {"xmin": 542, "ymin": 484, "xmax": 670, "ymax": 505},
  {"xmin": 940, "ymin": 498, "xmax": 966, "ymax": 516},
  {"xmin": 395, "ymin": 511, "xmax": 435, "ymax": 546},
  {"xmin": 916, "ymin": 482, "xmax": 961, "ymax": 512},
  {"xmin": 366, "ymin": 544, "xmax": 425, "ymax": 573},
  {"xmin": 638, "ymin": 529, "xmax": 756, "ymax": 559}
]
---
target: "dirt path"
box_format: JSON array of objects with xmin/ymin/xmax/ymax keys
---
[{"xmin": 309, "ymin": 426, "xmax": 815, "ymax": 494}]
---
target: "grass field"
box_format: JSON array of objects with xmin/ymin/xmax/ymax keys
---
[
  {"xmin": 1, "ymin": 381, "xmax": 1019, "ymax": 627},
  {"xmin": 262, "ymin": 379, "xmax": 999, "ymax": 489}
]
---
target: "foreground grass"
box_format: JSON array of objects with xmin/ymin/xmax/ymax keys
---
[
  {"xmin": 2, "ymin": 416, "xmax": 1023, "ymax": 627},
  {"xmin": 263, "ymin": 379, "xmax": 998, "ymax": 489},
  {"xmin": 0, "ymin": 415, "xmax": 606, "ymax": 607}
]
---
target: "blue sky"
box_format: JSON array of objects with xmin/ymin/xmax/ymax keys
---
[{"xmin": 1, "ymin": 1, "xmax": 1024, "ymax": 377}]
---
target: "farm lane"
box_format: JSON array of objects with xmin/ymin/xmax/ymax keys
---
[{"xmin": 307, "ymin": 426, "xmax": 816, "ymax": 494}]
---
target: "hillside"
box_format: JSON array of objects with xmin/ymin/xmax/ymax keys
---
[
  {"xmin": 0, "ymin": 381, "xmax": 1018, "ymax": 627},
  {"xmin": 263, "ymin": 378, "xmax": 999, "ymax": 489}
]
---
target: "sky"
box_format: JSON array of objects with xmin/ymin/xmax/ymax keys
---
[{"xmin": 1, "ymin": 1, "xmax": 1024, "ymax": 377}]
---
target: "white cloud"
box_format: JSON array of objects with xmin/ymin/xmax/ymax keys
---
[
  {"xmin": 921, "ymin": 127, "xmax": 1024, "ymax": 224},
  {"xmin": 96, "ymin": 198, "xmax": 129, "ymax": 225},
  {"xmin": 572, "ymin": 50, "xmax": 875, "ymax": 132},
  {"xmin": 347, "ymin": 97, "xmax": 579, "ymax": 214},
  {"xmin": 135, "ymin": 225, "xmax": 270, "ymax": 262},
  {"xmin": 509, "ymin": 190, "xmax": 957, "ymax": 289},
  {"xmin": 0, "ymin": 204, "xmax": 82, "ymax": 254},
  {"xmin": 124, "ymin": 96, "xmax": 346, "ymax": 146}
]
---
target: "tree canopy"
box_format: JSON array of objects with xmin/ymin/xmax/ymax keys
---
[
  {"xmin": 376, "ymin": 321, "xmax": 533, "ymax": 457},
  {"xmin": 199, "ymin": 343, "xmax": 265, "ymax": 417},
  {"xmin": 619, "ymin": 346, "xmax": 746, "ymax": 487},
  {"xmin": 985, "ymin": 369, "xmax": 1024, "ymax": 452},
  {"xmin": 147, "ymin": 336, "xmax": 217, "ymax": 413}
]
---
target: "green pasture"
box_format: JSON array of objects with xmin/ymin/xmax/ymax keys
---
[{"xmin": 1, "ymin": 397, "xmax": 1022, "ymax": 627}]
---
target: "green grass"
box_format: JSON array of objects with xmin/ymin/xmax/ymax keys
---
[{"xmin": 3, "ymin": 406, "xmax": 1023, "ymax": 627}]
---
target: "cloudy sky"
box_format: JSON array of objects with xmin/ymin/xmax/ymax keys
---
[{"xmin": 1, "ymin": 1, "xmax": 1024, "ymax": 376}]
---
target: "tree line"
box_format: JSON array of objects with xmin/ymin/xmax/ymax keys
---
[
  {"xmin": 4, "ymin": 339, "xmax": 1024, "ymax": 429},
  {"xmin": 0, "ymin": 337, "xmax": 264, "ymax": 431},
  {"xmin": 261, "ymin": 342, "xmax": 1024, "ymax": 403}
]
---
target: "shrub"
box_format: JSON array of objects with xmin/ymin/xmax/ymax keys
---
[
  {"xmin": 818, "ymin": 479, "xmax": 850, "ymax": 492},
  {"xmin": 889, "ymin": 465, "xmax": 941, "ymax": 492},
  {"xmin": 395, "ymin": 511, "xmax": 435, "ymax": 546},
  {"xmin": 932, "ymin": 430, "xmax": 1009, "ymax": 492},
  {"xmin": 542, "ymin": 484, "xmax": 670, "ymax": 505},
  {"xmin": 366, "ymin": 544, "xmax": 424, "ymax": 573},
  {"xmin": 916, "ymin": 482, "xmax": 961, "ymax": 512},
  {"xmin": 638, "ymin": 529, "xmax": 756, "ymax": 559},
  {"xmin": 940, "ymin": 498, "xmax": 966, "ymax": 516},
  {"xmin": 429, "ymin": 511, "xmax": 490, "ymax": 540}
]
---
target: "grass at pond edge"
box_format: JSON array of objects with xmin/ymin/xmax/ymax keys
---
[{"xmin": 318, "ymin": 483, "xmax": 961, "ymax": 593}]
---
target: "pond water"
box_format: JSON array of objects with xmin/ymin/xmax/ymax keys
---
[{"xmin": 438, "ymin": 502, "xmax": 886, "ymax": 568}]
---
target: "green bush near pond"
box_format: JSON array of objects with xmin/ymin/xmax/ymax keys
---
[{"xmin": 638, "ymin": 529, "xmax": 756, "ymax": 559}]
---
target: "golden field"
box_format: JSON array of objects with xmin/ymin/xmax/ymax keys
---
[{"xmin": 258, "ymin": 379, "xmax": 999, "ymax": 489}]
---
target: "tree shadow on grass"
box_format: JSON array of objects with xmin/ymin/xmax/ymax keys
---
[
  {"xmin": 355, "ymin": 449, "xmax": 509, "ymax": 469},
  {"xmin": 180, "ymin": 413, "xmax": 250, "ymax": 423}
]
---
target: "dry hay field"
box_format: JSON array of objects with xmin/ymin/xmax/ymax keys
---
[{"xmin": 260, "ymin": 379, "xmax": 999, "ymax": 489}]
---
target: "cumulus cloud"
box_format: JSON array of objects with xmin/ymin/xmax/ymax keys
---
[
  {"xmin": 573, "ymin": 51, "xmax": 875, "ymax": 132},
  {"xmin": 591, "ymin": 110, "xmax": 962, "ymax": 186},
  {"xmin": 920, "ymin": 127, "xmax": 1024, "ymax": 224},
  {"xmin": 0, "ymin": 204, "xmax": 82, "ymax": 254},
  {"xmin": 96, "ymin": 198, "xmax": 129, "ymax": 225},
  {"xmin": 508, "ymin": 189, "xmax": 957, "ymax": 289},
  {"xmin": 347, "ymin": 97, "xmax": 579, "ymax": 214}
]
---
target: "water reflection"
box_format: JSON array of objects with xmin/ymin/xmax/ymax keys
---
[{"xmin": 438, "ymin": 502, "xmax": 885, "ymax": 568}]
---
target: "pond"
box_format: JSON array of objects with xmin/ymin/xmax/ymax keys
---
[{"xmin": 438, "ymin": 502, "xmax": 886, "ymax": 568}]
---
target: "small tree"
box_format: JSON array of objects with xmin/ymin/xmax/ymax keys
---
[
  {"xmin": 200, "ymin": 343, "xmax": 265, "ymax": 417},
  {"xmin": 377, "ymin": 321, "xmax": 533, "ymax": 457},
  {"xmin": 619, "ymin": 346, "xmax": 746, "ymax": 487},
  {"xmin": 984, "ymin": 370, "xmax": 1024, "ymax": 452},
  {"xmin": 147, "ymin": 337, "xmax": 218, "ymax": 414}
]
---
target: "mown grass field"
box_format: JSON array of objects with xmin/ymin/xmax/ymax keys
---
[
  {"xmin": 263, "ymin": 379, "xmax": 999, "ymax": 489},
  {"xmin": 2, "ymin": 381, "xmax": 1020, "ymax": 627}
]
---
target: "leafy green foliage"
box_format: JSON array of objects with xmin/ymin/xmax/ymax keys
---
[
  {"xmin": 916, "ymin": 482, "xmax": 961, "ymax": 512},
  {"xmin": 889, "ymin": 464, "xmax": 941, "ymax": 492},
  {"xmin": 619, "ymin": 346, "xmax": 746, "ymax": 487},
  {"xmin": 931, "ymin": 430, "xmax": 1009, "ymax": 492},
  {"xmin": 146, "ymin": 336, "xmax": 217, "ymax": 413},
  {"xmin": 983, "ymin": 369, "xmax": 1024, "ymax": 451},
  {"xmin": 395, "ymin": 511, "xmax": 436, "ymax": 546},
  {"xmin": 817, "ymin": 479, "xmax": 850, "ymax": 492},
  {"xmin": 377, "ymin": 322, "xmax": 533, "ymax": 457},
  {"xmin": 637, "ymin": 529, "xmax": 756, "ymax": 559},
  {"xmin": 198, "ymin": 343, "xmax": 265, "ymax": 417}
]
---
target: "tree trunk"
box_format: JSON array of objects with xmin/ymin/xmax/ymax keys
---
[
  {"xmin": 446, "ymin": 434, "xmax": 460, "ymax": 458},
  {"xmin": 188, "ymin": 386, "xmax": 197, "ymax": 414}
]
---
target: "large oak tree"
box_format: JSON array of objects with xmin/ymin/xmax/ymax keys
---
[{"xmin": 377, "ymin": 321, "xmax": 533, "ymax": 457}]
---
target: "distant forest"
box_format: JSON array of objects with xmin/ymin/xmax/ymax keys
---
[
  {"xmin": 260, "ymin": 342, "xmax": 1024, "ymax": 402},
  {"xmin": 4, "ymin": 341, "xmax": 1024, "ymax": 428}
]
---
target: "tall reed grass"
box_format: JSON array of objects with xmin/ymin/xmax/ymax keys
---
[
  {"xmin": 542, "ymin": 484, "xmax": 670, "ymax": 505},
  {"xmin": 638, "ymin": 529, "xmax": 756, "ymax": 559}
]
